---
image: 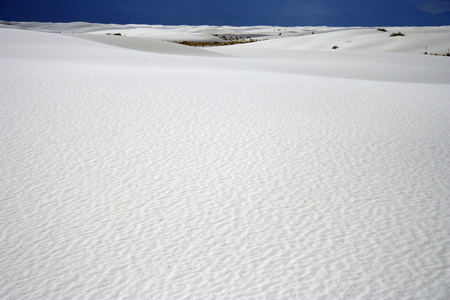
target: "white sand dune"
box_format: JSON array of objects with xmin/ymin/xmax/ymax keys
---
[{"xmin": 1, "ymin": 22, "xmax": 450, "ymax": 299}]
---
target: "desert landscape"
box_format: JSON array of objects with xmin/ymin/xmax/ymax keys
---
[{"xmin": 1, "ymin": 21, "xmax": 449, "ymax": 299}]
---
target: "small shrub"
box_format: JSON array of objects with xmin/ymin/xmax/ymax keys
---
[
  {"xmin": 377, "ymin": 28, "xmax": 387, "ymax": 32},
  {"xmin": 332, "ymin": 45, "xmax": 339, "ymax": 50},
  {"xmin": 390, "ymin": 32, "xmax": 405, "ymax": 37}
]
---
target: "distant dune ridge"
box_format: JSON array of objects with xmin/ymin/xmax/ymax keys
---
[{"xmin": 1, "ymin": 22, "xmax": 449, "ymax": 299}]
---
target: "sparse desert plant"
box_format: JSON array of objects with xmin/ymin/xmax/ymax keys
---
[
  {"xmin": 377, "ymin": 28, "xmax": 387, "ymax": 32},
  {"xmin": 390, "ymin": 32, "xmax": 405, "ymax": 37},
  {"xmin": 332, "ymin": 45, "xmax": 339, "ymax": 50}
]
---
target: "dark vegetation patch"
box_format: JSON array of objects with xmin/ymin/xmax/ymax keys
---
[
  {"xmin": 177, "ymin": 35, "xmax": 265, "ymax": 47},
  {"xmin": 390, "ymin": 32, "xmax": 405, "ymax": 37},
  {"xmin": 423, "ymin": 51, "xmax": 450, "ymax": 57},
  {"xmin": 213, "ymin": 34, "xmax": 256, "ymax": 40},
  {"xmin": 177, "ymin": 40, "xmax": 261, "ymax": 47}
]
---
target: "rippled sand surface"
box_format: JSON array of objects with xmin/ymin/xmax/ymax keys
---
[{"xmin": 1, "ymin": 23, "xmax": 450, "ymax": 299}]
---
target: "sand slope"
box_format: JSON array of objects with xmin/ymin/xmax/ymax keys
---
[{"xmin": 1, "ymin": 22, "xmax": 450, "ymax": 299}]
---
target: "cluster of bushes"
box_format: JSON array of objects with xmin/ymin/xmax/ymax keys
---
[
  {"xmin": 178, "ymin": 34, "xmax": 266, "ymax": 47},
  {"xmin": 377, "ymin": 28, "xmax": 405, "ymax": 37},
  {"xmin": 423, "ymin": 51, "xmax": 450, "ymax": 57},
  {"xmin": 213, "ymin": 34, "xmax": 253, "ymax": 41},
  {"xmin": 177, "ymin": 39, "xmax": 260, "ymax": 47}
]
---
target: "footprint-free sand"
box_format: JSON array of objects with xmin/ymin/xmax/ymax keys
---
[{"xmin": 1, "ymin": 22, "xmax": 449, "ymax": 299}]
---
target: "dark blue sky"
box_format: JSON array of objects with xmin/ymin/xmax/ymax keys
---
[{"xmin": 1, "ymin": 0, "xmax": 449, "ymax": 26}]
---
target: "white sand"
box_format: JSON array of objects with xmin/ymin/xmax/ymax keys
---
[{"xmin": 1, "ymin": 22, "xmax": 450, "ymax": 299}]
